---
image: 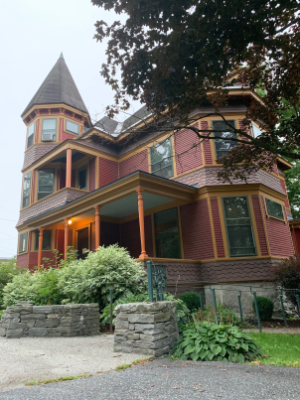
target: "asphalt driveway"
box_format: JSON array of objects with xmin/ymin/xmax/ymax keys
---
[{"xmin": 1, "ymin": 359, "xmax": 299, "ymax": 399}]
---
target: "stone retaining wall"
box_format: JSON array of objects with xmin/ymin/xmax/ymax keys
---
[
  {"xmin": 114, "ymin": 301, "xmax": 179, "ymax": 357},
  {"xmin": 0, "ymin": 302, "xmax": 100, "ymax": 338}
]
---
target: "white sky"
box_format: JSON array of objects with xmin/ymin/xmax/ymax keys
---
[{"xmin": 0, "ymin": 0, "xmax": 141, "ymax": 258}]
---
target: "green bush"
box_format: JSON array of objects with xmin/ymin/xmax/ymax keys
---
[
  {"xmin": 173, "ymin": 321, "xmax": 262, "ymax": 362},
  {"xmin": 0, "ymin": 258, "xmax": 23, "ymax": 309},
  {"xmin": 194, "ymin": 303, "xmax": 240, "ymax": 326},
  {"xmin": 3, "ymin": 245, "xmax": 145, "ymax": 309},
  {"xmin": 273, "ymin": 256, "xmax": 300, "ymax": 309},
  {"xmin": 179, "ymin": 291, "xmax": 200, "ymax": 312},
  {"xmin": 253, "ymin": 296, "xmax": 273, "ymax": 321}
]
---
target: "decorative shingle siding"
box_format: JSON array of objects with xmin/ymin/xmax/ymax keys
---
[
  {"xmin": 174, "ymin": 124, "xmax": 203, "ymax": 175},
  {"xmin": 23, "ymin": 144, "xmax": 58, "ymax": 171},
  {"xmin": 260, "ymin": 195, "xmax": 294, "ymax": 257},
  {"xmin": 89, "ymin": 159, "xmax": 95, "ymax": 191},
  {"xmin": 99, "ymin": 157, "xmax": 118, "ymax": 188},
  {"xmin": 201, "ymin": 121, "xmax": 213, "ymax": 165},
  {"xmin": 200, "ymin": 259, "xmax": 277, "ymax": 282},
  {"xmin": 17, "ymin": 188, "xmax": 86, "ymax": 227},
  {"xmin": 251, "ymin": 195, "xmax": 269, "ymax": 256},
  {"xmin": 119, "ymin": 150, "xmax": 148, "ymax": 178},
  {"xmin": 16, "ymin": 254, "xmax": 28, "ymax": 268},
  {"xmin": 210, "ymin": 198, "xmax": 225, "ymax": 258},
  {"xmin": 119, "ymin": 215, "xmax": 153, "ymax": 258},
  {"xmin": 180, "ymin": 199, "xmax": 215, "ymax": 260}
]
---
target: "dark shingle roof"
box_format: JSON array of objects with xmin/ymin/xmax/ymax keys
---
[{"xmin": 22, "ymin": 53, "xmax": 88, "ymax": 116}]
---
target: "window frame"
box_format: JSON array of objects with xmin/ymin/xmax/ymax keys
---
[
  {"xmin": 150, "ymin": 137, "xmax": 174, "ymax": 179},
  {"xmin": 212, "ymin": 120, "xmax": 238, "ymax": 161},
  {"xmin": 222, "ymin": 195, "xmax": 257, "ymax": 257},
  {"xmin": 27, "ymin": 122, "xmax": 35, "ymax": 148},
  {"xmin": 77, "ymin": 165, "xmax": 88, "ymax": 190},
  {"xmin": 66, "ymin": 119, "xmax": 80, "ymax": 135},
  {"xmin": 18, "ymin": 232, "xmax": 28, "ymax": 254},
  {"xmin": 37, "ymin": 169, "xmax": 55, "ymax": 200},
  {"xmin": 265, "ymin": 197, "xmax": 285, "ymax": 221},
  {"xmin": 22, "ymin": 171, "xmax": 31, "ymax": 209},
  {"xmin": 34, "ymin": 230, "xmax": 52, "ymax": 251},
  {"xmin": 41, "ymin": 118, "xmax": 57, "ymax": 142}
]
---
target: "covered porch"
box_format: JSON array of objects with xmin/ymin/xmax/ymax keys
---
[{"xmin": 23, "ymin": 171, "xmax": 197, "ymax": 267}]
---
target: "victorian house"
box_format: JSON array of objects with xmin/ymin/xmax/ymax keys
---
[{"xmin": 17, "ymin": 54, "xmax": 295, "ymax": 290}]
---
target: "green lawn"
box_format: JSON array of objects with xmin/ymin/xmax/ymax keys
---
[{"xmin": 250, "ymin": 333, "xmax": 300, "ymax": 367}]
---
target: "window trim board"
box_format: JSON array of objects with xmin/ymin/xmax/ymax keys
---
[{"xmin": 264, "ymin": 197, "xmax": 286, "ymax": 223}]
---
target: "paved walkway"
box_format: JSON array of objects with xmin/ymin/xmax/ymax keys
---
[
  {"xmin": 0, "ymin": 335, "xmax": 148, "ymax": 392},
  {"xmin": 1, "ymin": 359, "xmax": 300, "ymax": 399}
]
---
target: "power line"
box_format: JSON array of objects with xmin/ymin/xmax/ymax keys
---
[
  {"xmin": 0, "ymin": 218, "xmax": 17, "ymax": 222},
  {"xmin": 0, "ymin": 231, "xmax": 17, "ymax": 240},
  {"xmin": 0, "ymin": 248, "xmax": 16, "ymax": 256},
  {"xmin": 0, "ymin": 205, "xmax": 18, "ymax": 214}
]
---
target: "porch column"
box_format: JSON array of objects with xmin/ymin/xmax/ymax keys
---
[
  {"xmin": 95, "ymin": 205, "xmax": 101, "ymax": 250},
  {"xmin": 136, "ymin": 189, "xmax": 149, "ymax": 258},
  {"xmin": 38, "ymin": 227, "xmax": 44, "ymax": 268},
  {"xmin": 64, "ymin": 218, "xmax": 69, "ymax": 259},
  {"xmin": 66, "ymin": 149, "xmax": 72, "ymax": 188}
]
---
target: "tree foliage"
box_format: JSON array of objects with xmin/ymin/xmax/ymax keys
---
[
  {"xmin": 0, "ymin": 258, "xmax": 22, "ymax": 309},
  {"xmin": 92, "ymin": 0, "xmax": 300, "ymax": 179},
  {"xmin": 273, "ymin": 256, "xmax": 300, "ymax": 309}
]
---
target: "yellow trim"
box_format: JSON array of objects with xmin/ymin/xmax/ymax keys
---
[
  {"xmin": 95, "ymin": 157, "xmax": 99, "ymax": 189},
  {"xmin": 217, "ymin": 196, "xmax": 229, "ymax": 258},
  {"xmin": 207, "ymin": 196, "xmax": 218, "ymax": 259},
  {"xmin": 171, "ymin": 135, "xmax": 177, "ymax": 177},
  {"xmin": 258, "ymin": 195, "xmax": 271, "ymax": 256},
  {"xmin": 248, "ymin": 194, "xmax": 262, "ymax": 257}
]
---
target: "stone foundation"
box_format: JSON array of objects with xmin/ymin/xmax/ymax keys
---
[
  {"xmin": 0, "ymin": 302, "xmax": 100, "ymax": 338},
  {"xmin": 114, "ymin": 301, "xmax": 179, "ymax": 357}
]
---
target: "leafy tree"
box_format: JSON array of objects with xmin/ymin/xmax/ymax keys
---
[
  {"xmin": 0, "ymin": 258, "xmax": 22, "ymax": 309},
  {"xmin": 273, "ymin": 256, "xmax": 300, "ymax": 309},
  {"xmin": 92, "ymin": 0, "xmax": 300, "ymax": 180},
  {"xmin": 285, "ymin": 160, "xmax": 300, "ymax": 219}
]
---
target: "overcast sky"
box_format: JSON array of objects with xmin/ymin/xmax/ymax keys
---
[{"xmin": 0, "ymin": 0, "xmax": 141, "ymax": 258}]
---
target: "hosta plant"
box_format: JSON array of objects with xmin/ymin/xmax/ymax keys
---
[{"xmin": 173, "ymin": 321, "xmax": 262, "ymax": 363}]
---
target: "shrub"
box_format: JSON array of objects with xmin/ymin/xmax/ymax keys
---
[
  {"xmin": 194, "ymin": 303, "xmax": 240, "ymax": 326},
  {"xmin": 273, "ymin": 256, "xmax": 300, "ymax": 309},
  {"xmin": 172, "ymin": 321, "xmax": 262, "ymax": 362},
  {"xmin": 179, "ymin": 291, "xmax": 200, "ymax": 312},
  {"xmin": 0, "ymin": 259, "xmax": 23, "ymax": 308},
  {"xmin": 252, "ymin": 296, "xmax": 273, "ymax": 321}
]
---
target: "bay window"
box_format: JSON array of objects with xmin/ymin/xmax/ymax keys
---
[
  {"xmin": 66, "ymin": 120, "xmax": 79, "ymax": 135},
  {"xmin": 150, "ymin": 138, "xmax": 174, "ymax": 179},
  {"xmin": 38, "ymin": 169, "xmax": 55, "ymax": 200},
  {"xmin": 222, "ymin": 196, "xmax": 256, "ymax": 257},
  {"xmin": 212, "ymin": 120, "xmax": 237, "ymax": 160},
  {"xmin": 22, "ymin": 172, "xmax": 31, "ymax": 208},
  {"xmin": 265, "ymin": 198, "xmax": 284, "ymax": 220},
  {"xmin": 34, "ymin": 230, "xmax": 52, "ymax": 251},
  {"xmin": 27, "ymin": 122, "xmax": 35, "ymax": 148},
  {"xmin": 19, "ymin": 232, "xmax": 28, "ymax": 254}
]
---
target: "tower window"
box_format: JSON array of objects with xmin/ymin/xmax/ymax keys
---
[
  {"xmin": 150, "ymin": 138, "xmax": 174, "ymax": 179},
  {"xmin": 19, "ymin": 232, "xmax": 28, "ymax": 254},
  {"xmin": 212, "ymin": 120, "xmax": 237, "ymax": 161},
  {"xmin": 22, "ymin": 172, "xmax": 31, "ymax": 208},
  {"xmin": 42, "ymin": 119, "xmax": 56, "ymax": 141},
  {"xmin": 66, "ymin": 120, "xmax": 79, "ymax": 135},
  {"xmin": 27, "ymin": 122, "xmax": 35, "ymax": 148},
  {"xmin": 38, "ymin": 169, "xmax": 55, "ymax": 200}
]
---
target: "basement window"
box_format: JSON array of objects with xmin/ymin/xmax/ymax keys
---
[
  {"xmin": 150, "ymin": 138, "xmax": 174, "ymax": 179},
  {"xmin": 34, "ymin": 230, "xmax": 52, "ymax": 251},
  {"xmin": 66, "ymin": 120, "xmax": 79, "ymax": 135},
  {"xmin": 19, "ymin": 232, "xmax": 28, "ymax": 254},
  {"xmin": 265, "ymin": 198, "xmax": 284, "ymax": 220},
  {"xmin": 22, "ymin": 172, "xmax": 31, "ymax": 208},
  {"xmin": 222, "ymin": 196, "xmax": 256, "ymax": 257},
  {"xmin": 212, "ymin": 120, "xmax": 237, "ymax": 161},
  {"xmin": 27, "ymin": 122, "xmax": 35, "ymax": 148}
]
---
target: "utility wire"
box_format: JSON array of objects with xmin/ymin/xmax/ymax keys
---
[
  {"xmin": 0, "ymin": 231, "xmax": 17, "ymax": 240},
  {"xmin": 0, "ymin": 218, "xmax": 17, "ymax": 222},
  {"xmin": 0, "ymin": 205, "xmax": 18, "ymax": 214}
]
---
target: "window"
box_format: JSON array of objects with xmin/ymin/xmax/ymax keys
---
[
  {"xmin": 212, "ymin": 120, "xmax": 237, "ymax": 160},
  {"xmin": 27, "ymin": 122, "xmax": 35, "ymax": 148},
  {"xmin": 265, "ymin": 198, "xmax": 284, "ymax": 220},
  {"xmin": 77, "ymin": 166, "xmax": 87, "ymax": 190},
  {"xmin": 34, "ymin": 230, "xmax": 52, "ymax": 251},
  {"xmin": 154, "ymin": 207, "xmax": 181, "ymax": 259},
  {"xmin": 223, "ymin": 196, "xmax": 256, "ymax": 257},
  {"xmin": 38, "ymin": 169, "xmax": 55, "ymax": 200},
  {"xmin": 22, "ymin": 172, "xmax": 31, "ymax": 208},
  {"xmin": 150, "ymin": 138, "xmax": 174, "ymax": 179},
  {"xmin": 19, "ymin": 232, "xmax": 28, "ymax": 254},
  {"xmin": 41, "ymin": 119, "xmax": 56, "ymax": 141},
  {"xmin": 252, "ymin": 123, "xmax": 262, "ymax": 138},
  {"xmin": 66, "ymin": 120, "xmax": 79, "ymax": 135}
]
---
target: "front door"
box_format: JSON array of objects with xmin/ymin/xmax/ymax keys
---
[{"xmin": 77, "ymin": 227, "xmax": 89, "ymax": 259}]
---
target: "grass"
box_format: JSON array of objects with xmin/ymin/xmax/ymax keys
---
[
  {"xmin": 25, "ymin": 374, "xmax": 92, "ymax": 386},
  {"xmin": 116, "ymin": 358, "xmax": 152, "ymax": 371},
  {"xmin": 250, "ymin": 333, "xmax": 300, "ymax": 367}
]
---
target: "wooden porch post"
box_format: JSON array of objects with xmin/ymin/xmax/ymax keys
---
[
  {"xmin": 64, "ymin": 218, "xmax": 69, "ymax": 260},
  {"xmin": 136, "ymin": 189, "xmax": 148, "ymax": 258},
  {"xmin": 66, "ymin": 149, "xmax": 72, "ymax": 188},
  {"xmin": 38, "ymin": 227, "xmax": 44, "ymax": 268},
  {"xmin": 95, "ymin": 205, "xmax": 101, "ymax": 250}
]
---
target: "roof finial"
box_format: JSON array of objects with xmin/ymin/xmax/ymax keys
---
[{"xmin": 59, "ymin": 52, "xmax": 64, "ymax": 59}]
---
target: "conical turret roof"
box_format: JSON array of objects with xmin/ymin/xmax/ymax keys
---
[{"xmin": 22, "ymin": 54, "xmax": 89, "ymax": 116}]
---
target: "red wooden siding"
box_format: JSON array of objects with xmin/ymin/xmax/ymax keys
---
[
  {"xmin": 201, "ymin": 121, "xmax": 213, "ymax": 165},
  {"xmin": 292, "ymin": 228, "xmax": 300, "ymax": 255},
  {"xmin": 119, "ymin": 215, "xmax": 153, "ymax": 258},
  {"xmin": 180, "ymin": 199, "xmax": 215, "ymax": 260},
  {"xmin": 89, "ymin": 159, "xmax": 95, "ymax": 191},
  {"xmin": 119, "ymin": 150, "xmax": 148, "ymax": 178},
  {"xmin": 17, "ymin": 254, "xmax": 28, "ymax": 268},
  {"xmin": 260, "ymin": 195, "xmax": 294, "ymax": 257},
  {"xmin": 280, "ymin": 178, "xmax": 290, "ymax": 208},
  {"xmin": 174, "ymin": 124, "xmax": 203, "ymax": 175},
  {"xmin": 99, "ymin": 157, "xmax": 118, "ymax": 188},
  {"xmin": 210, "ymin": 198, "xmax": 225, "ymax": 258},
  {"xmin": 251, "ymin": 195, "xmax": 269, "ymax": 256},
  {"xmin": 58, "ymin": 118, "xmax": 63, "ymax": 141},
  {"xmin": 62, "ymin": 132, "xmax": 74, "ymax": 142}
]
